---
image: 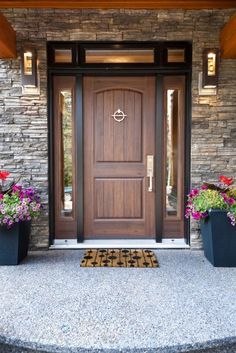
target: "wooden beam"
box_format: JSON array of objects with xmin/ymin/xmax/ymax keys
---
[
  {"xmin": 221, "ymin": 13, "xmax": 236, "ymax": 58},
  {"xmin": 0, "ymin": 14, "xmax": 16, "ymax": 58},
  {"xmin": 0, "ymin": 0, "xmax": 236, "ymax": 9}
]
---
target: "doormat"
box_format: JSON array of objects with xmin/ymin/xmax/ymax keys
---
[{"xmin": 80, "ymin": 249, "xmax": 159, "ymax": 268}]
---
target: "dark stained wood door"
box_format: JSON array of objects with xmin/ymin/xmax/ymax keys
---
[{"xmin": 84, "ymin": 76, "xmax": 156, "ymax": 238}]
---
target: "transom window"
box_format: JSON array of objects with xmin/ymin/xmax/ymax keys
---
[{"xmin": 47, "ymin": 41, "xmax": 192, "ymax": 69}]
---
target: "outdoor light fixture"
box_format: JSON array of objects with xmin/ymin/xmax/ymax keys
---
[
  {"xmin": 202, "ymin": 48, "xmax": 219, "ymax": 88},
  {"xmin": 21, "ymin": 49, "xmax": 37, "ymax": 87}
]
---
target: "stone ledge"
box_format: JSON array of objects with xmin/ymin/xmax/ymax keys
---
[{"xmin": 1, "ymin": 338, "xmax": 236, "ymax": 353}]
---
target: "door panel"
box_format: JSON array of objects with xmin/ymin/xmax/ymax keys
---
[
  {"xmin": 84, "ymin": 76, "xmax": 156, "ymax": 238},
  {"xmin": 94, "ymin": 178, "xmax": 143, "ymax": 219},
  {"xmin": 95, "ymin": 90, "xmax": 142, "ymax": 162}
]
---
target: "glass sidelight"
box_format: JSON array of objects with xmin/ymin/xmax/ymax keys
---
[
  {"xmin": 166, "ymin": 89, "xmax": 179, "ymax": 217},
  {"xmin": 53, "ymin": 76, "xmax": 77, "ymax": 238},
  {"xmin": 163, "ymin": 76, "xmax": 185, "ymax": 237},
  {"xmin": 60, "ymin": 89, "xmax": 73, "ymax": 215}
]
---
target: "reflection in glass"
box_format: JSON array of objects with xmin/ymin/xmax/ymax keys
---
[
  {"xmin": 166, "ymin": 89, "xmax": 179, "ymax": 216},
  {"xmin": 55, "ymin": 49, "xmax": 72, "ymax": 63},
  {"xmin": 167, "ymin": 49, "xmax": 185, "ymax": 63},
  {"xmin": 60, "ymin": 90, "xmax": 73, "ymax": 215},
  {"xmin": 85, "ymin": 49, "xmax": 155, "ymax": 64}
]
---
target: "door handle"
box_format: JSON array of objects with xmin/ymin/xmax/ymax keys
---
[
  {"xmin": 148, "ymin": 174, "xmax": 153, "ymax": 192},
  {"xmin": 147, "ymin": 155, "xmax": 154, "ymax": 192}
]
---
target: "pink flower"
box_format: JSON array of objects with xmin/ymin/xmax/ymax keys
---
[
  {"xmin": 0, "ymin": 194, "xmax": 3, "ymax": 200},
  {"xmin": 201, "ymin": 185, "xmax": 208, "ymax": 190},
  {"xmin": 192, "ymin": 211, "xmax": 201, "ymax": 220},
  {"xmin": 189, "ymin": 189, "xmax": 199, "ymax": 198},
  {"xmin": 12, "ymin": 185, "xmax": 22, "ymax": 192},
  {"xmin": 227, "ymin": 197, "xmax": 235, "ymax": 205}
]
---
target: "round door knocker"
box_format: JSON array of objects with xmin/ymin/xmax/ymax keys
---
[{"xmin": 112, "ymin": 109, "xmax": 127, "ymax": 123}]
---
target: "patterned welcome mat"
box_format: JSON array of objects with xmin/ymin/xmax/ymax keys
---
[{"xmin": 80, "ymin": 249, "xmax": 159, "ymax": 268}]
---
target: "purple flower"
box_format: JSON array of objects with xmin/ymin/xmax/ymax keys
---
[
  {"xmin": 35, "ymin": 195, "xmax": 41, "ymax": 203},
  {"xmin": 227, "ymin": 212, "xmax": 236, "ymax": 226}
]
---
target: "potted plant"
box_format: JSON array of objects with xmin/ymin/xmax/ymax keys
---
[
  {"xmin": 0, "ymin": 171, "xmax": 41, "ymax": 265},
  {"xmin": 185, "ymin": 175, "xmax": 236, "ymax": 267}
]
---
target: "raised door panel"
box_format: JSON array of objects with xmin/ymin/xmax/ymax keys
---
[
  {"xmin": 95, "ymin": 89, "xmax": 142, "ymax": 162},
  {"xmin": 95, "ymin": 179, "xmax": 143, "ymax": 219}
]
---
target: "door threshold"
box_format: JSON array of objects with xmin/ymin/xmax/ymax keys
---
[{"xmin": 50, "ymin": 238, "xmax": 189, "ymax": 249}]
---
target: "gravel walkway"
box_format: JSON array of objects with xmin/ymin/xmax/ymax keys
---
[{"xmin": 0, "ymin": 250, "xmax": 236, "ymax": 353}]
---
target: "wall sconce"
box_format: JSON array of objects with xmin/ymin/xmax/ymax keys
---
[
  {"xmin": 21, "ymin": 49, "xmax": 37, "ymax": 87},
  {"xmin": 202, "ymin": 48, "xmax": 219, "ymax": 88}
]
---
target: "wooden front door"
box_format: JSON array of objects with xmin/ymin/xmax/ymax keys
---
[{"xmin": 84, "ymin": 76, "xmax": 156, "ymax": 238}]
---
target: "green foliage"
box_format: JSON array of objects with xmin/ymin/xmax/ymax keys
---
[
  {"xmin": 186, "ymin": 177, "xmax": 236, "ymax": 225},
  {"xmin": 193, "ymin": 189, "xmax": 226, "ymax": 213},
  {"xmin": 227, "ymin": 188, "xmax": 236, "ymax": 199}
]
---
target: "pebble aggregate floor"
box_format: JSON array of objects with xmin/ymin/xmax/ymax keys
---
[{"xmin": 0, "ymin": 250, "xmax": 236, "ymax": 353}]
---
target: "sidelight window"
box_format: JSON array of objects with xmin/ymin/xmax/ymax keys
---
[
  {"xmin": 60, "ymin": 89, "xmax": 73, "ymax": 215},
  {"xmin": 53, "ymin": 76, "xmax": 77, "ymax": 238},
  {"xmin": 163, "ymin": 76, "xmax": 185, "ymax": 237}
]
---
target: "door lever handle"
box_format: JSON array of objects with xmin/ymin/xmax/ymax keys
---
[
  {"xmin": 148, "ymin": 174, "xmax": 153, "ymax": 192},
  {"xmin": 147, "ymin": 155, "xmax": 154, "ymax": 193}
]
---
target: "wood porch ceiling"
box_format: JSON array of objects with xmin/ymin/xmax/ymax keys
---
[
  {"xmin": 0, "ymin": 0, "xmax": 236, "ymax": 9},
  {"xmin": 0, "ymin": 14, "xmax": 16, "ymax": 58},
  {"xmin": 221, "ymin": 13, "xmax": 236, "ymax": 58},
  {"xmin": 1, "ymin": 2, "xmax": 236, "ymax": 59}
]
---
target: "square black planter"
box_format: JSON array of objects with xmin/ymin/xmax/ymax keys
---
[
  {"xmin": 201, "ymin": 210, "xmax": 236, "ymax": 267},
  {"xmin": 0, "ymin": 221, "xmax": 31, "ymax": 265}
]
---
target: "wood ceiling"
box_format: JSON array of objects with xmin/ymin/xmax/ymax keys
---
[
  {"xmin": 0, "ymin": 0, "xmax": 236, "ymax": 9},
  {"xmin": 0, "ymin": 1, "xmax": 236, "ymax": 58},
  {"xmin": 0, "ymin": 14, "xmax": 16, "ymax": 58},
  {"xmin": 221, "ymin": 13, "xmax": 236, "ymax": 58}
]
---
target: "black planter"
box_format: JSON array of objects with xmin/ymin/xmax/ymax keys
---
[
  {"xmin": 0, "ymin": 221, "xmax": 31, "ymax": 265},
  {"xmin": 201, "ymin": 210, "xmax": 236, "ymax": 267}
]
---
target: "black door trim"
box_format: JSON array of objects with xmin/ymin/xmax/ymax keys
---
[{"xmin": 48, "ymin": 42, "xmax": 192, "ymax": 246}]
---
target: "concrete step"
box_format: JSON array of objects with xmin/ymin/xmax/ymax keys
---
[{"xmin": 1, "ymin": 341, "xmax": 236, "ymax": 353}]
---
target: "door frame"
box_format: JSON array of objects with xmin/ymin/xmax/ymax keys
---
[{"xmin": 48, "ymin": 41, "xmax": 192, "ymax": 245}]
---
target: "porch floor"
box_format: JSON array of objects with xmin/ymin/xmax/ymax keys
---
[{"xmin": 0, "ymin": 250, "xmax": 236, "ymax": 353}]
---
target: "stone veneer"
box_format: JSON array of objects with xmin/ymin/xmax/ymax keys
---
[{"xmin": 0, "ymin": 8, "xmax": 236, "ymax": 249}]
